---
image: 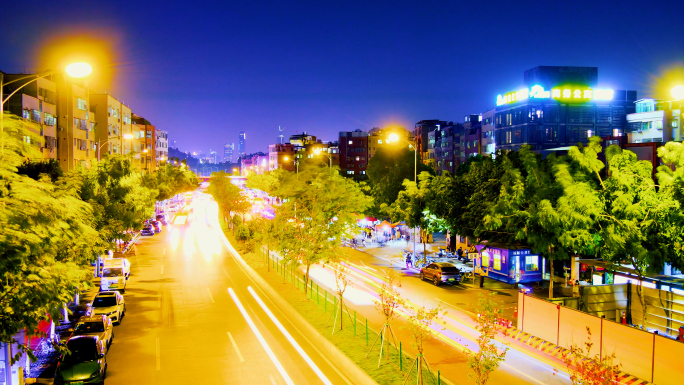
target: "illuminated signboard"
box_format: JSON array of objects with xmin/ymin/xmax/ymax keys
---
[{"xmin": 496, "ymin": 85, "xmax": 614, "ymax": 106}]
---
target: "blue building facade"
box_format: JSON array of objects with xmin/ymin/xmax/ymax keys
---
[{"xmin": 475, "ymin": 245, "xmax": 543, "ymax": 284}]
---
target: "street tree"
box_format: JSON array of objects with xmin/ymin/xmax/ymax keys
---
[
  {"xmin": 561, "ymin": 327, "xmax": 620, "ymax": 385},
  {"xmin": 327, "ymin": 262, "xmax": 353, "ymax": 333},
  {"xmin": 0, "ymin": 114, "xmax": 105, "ymax": 360},
  {"xmin": 367, "ymin": 269, "xmax": 404, "ymax": 366},
  {"xmin": 402, "ymin": 304, "xmax": 446, "ymax": 385},
  {"xmin": 208, "ymin": 171, "xmax": 250, "ymax": 222},
  {"xmin": 367, "ymin": 146, "xmax": 433, "ymax": 216},
  {"xmin": 142, "ymin": 162, "xmax": 198, "ymax": 201},
  {"xmin": 268, "ymin": 165, "xmax": 372, "ymax": 295},
  {"xmin": 466, "ymin": 293, "xmax": 509, "ymax": 385}
]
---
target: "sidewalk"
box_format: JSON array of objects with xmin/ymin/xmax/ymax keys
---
[{"xmin": 352, "ymin": 235, "xmax": 521, "ymax": 323}]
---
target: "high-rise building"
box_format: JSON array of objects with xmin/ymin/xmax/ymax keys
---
[
  {"xmin": 224, "ymin": 143, "xmax": 234, "ymax": 163},
  {"xmin": 238, "ymin": 131, "xmax": 246, "ymax": 158},
  {"xmin": 493, "ymin": 66, "xmax": 636, "ymax": 153},
  {"xmin": 414, "ymin": 120, "xmax": 447, "ymax": 164}
]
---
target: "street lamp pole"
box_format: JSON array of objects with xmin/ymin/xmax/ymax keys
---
[{"xmin": 388, "ymin": 133, "xmax": 418, "ymax": 255}]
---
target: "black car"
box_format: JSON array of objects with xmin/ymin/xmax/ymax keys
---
[
  {"xmin": 54, "ymin": 336, "xmax": 107, "ymax": 385},
  {"xmin": 141, "ymin": 224, "xmax": 155, "ymax": 236},
  {"xmin": 156, "ymin": 214, "xmax": 168, "ymax": 225},
  {"xmin": 420, "ymin": 262, "xmax": 461, "ymax": 286}
]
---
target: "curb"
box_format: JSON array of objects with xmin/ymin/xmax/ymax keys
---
[{"xmin": 214, "ymin": 214, "xmax": 379, "ymax": 385}]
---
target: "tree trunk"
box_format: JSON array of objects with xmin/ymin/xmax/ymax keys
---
[
  {"xmin": 339, "ymin": 296, "xmax": 344, "ymax": 330},
  {"xmin": 549, "ymin": 259, "xmax": 554, "ymax": 299},
  {"xmin": 421, "ymin": 227, "xmax": 427, "ymax": 265},
  {"xmin": 304, "ymin": 263, "xmax": 310, "ymax": 296}
]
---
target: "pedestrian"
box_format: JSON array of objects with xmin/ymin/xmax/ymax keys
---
[
  {"xmin": 406, "ymin": 253, "xmax": 413, "ymax": 269},
  {"xmin": 572, "ymin": 280, "xmax": 580, "ymax": 297},
  {"xmin": 457, "ymin": 247, "xmax": 463, "ymax": 260}
]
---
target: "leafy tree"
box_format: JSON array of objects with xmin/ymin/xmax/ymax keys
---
[
  {"xmin": 655, "ymin": 142, "xmax": 684, "ymax": 270},
  {"xmin": 561, "ymin": 327, "xmax": 620, "ymax": 385},
  {"xmin": 367, "ymin": 269, "xmax": 404, "ymax": 365},
  {"xmin": 0, "ymin": 114, "xmax": 104, "ymax": 360},
  {"xmin": 426, "ymin": 155, "xmax": 509, "ymax": 243},
  {"xmin": 402, "ymin": 304, "xmax": 446, "ymax": 385},
  {"xmin": 466, "ymin": 293, "xmax": 509, "ymax": 385},
  {"xmin": 17, "ymin": 158, "xmax": 63, "ymax": 182},
  {"xmin": 366, "ymin": 146, "xmax": 433, "ymax": 216},
  {"xmin": 266, "ymin": 165, "xmax": 372, "ymax": 294},
  {"xmin": 207, "ymin": 171, "xmax": 250, "ymax": 222},
  {"xmin": 327, "ymin": 262, "xmax": 353, "ymax": 333},
  {"xmin": 142, "ymin": 162, "xmax": 198, "ymax": 201}
]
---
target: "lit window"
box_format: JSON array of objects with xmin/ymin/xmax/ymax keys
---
[
  {"xmin": 348, "ymin": 140, "xmax": 353, "ymax": 145},
  {"xmin": 587, "ymin": 130, "xmax": 593, "ymax": 138},
  {"xmin": 494, "ymin": 255, "xmax": 501, "ymax": 270},
  {"xmin": 525, "ymin": 256, "xmax": 538, "ymax": 271},
  {"xmin": 77, "ymin": 98, "xmax": 87, "ymax": 110},
  {"xmin": 378, "ymin": 139, "xmax": 382, "ymax": 144},
  {"xmin": 481, "ymin": 254, "xmax": 489, "ymax": 267}
]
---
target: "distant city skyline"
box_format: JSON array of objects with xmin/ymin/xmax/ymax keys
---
[{"xmin": 2, "ymin": 1, "xmax": 682, "ymax": 154}]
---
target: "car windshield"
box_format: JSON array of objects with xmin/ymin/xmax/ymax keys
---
[
  {"xmin": 74, "ymin": 322, "xmax": 105, "ymax": 334},
  {"xmin": 440, "ymin": 266, "xmax": 459, "ymax": 272},
  {"xmin": 92, "ymin": 296, "xmax": 117, "ymax": 307},
  {"xmin": 102, "ymin": 268, "xmax": 123, "ymax": 277},
  {"xmin": 63, "ymin": 339, "xmax": 99, "ymax": 363}
]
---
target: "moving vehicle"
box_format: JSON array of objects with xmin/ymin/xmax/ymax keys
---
[
  {"xmin": 100, "ymin": 265, "xmax": 127, "ymax": 292},
  {"xmin": 89, "ymin": 291, "xmax": 126, "ymax": 325},
  {"xmin": 70, "ymin": 315, "xmax": 114, "ymax": 349},
  {"xmin": 420, "ymin": 262, "xmax": 462, "ymax": 286},
  {"xmin": 54, "ymin": 336, "xmax": 107, "ymax": 385},
  {"xmin": 141, "ymin": 224, "xmax": 155, "ymax": 236}
]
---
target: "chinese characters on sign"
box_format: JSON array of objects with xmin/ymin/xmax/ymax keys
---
[{"xmin": 496, "ymin": 85, "xmax": 614, "ymax": 106}]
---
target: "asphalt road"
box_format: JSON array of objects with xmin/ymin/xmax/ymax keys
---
[{"xmin": 103, "ymin": 194, "xmax": 352, "ymax": 385}]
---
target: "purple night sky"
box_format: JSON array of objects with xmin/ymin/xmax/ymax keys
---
[{"xmin": 1, "ymin": 0, "xmax": 683, "ymax": 156}]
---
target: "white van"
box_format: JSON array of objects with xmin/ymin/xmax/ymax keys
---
[{"xmin": 100, "ymin": 261, "xmax": 127, "ymax": 293}]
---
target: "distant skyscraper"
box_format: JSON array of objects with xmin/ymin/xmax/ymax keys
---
[
  {"xmin": 238, "ymin": 131, "xmax": 246, "ymax": 158},
  {"xmin": 224, "ymin": 143, "xmax": 234, "ymax": 163}
]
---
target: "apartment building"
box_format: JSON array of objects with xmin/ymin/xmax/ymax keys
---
[
  {"xmin": 156, "ymin": 130, "xmax": 169, "ymax": 162},
  {"xmin": 268, "ymin": 143, "xmax": 296, "ymax": 171},
  {"xmin": 90, "ymin": 93, "xmax": 133, "ymax": 161},
  {"xmin": 2, "ymin": 73, "xmax": 58, "ymax": 160},
  {"xmin": 132, "ymin": 114, "xmax": 157, "ymax": 172},
  {"xmin": 56, "ymin": 78, "xmax": 97, "ymax": 170},
  {"xmin": 339, "ymin": 129, "xmax": 368, "ymax": 178}
]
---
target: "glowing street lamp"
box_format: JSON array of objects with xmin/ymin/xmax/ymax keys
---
[
  {"xmin": 313, "ymin": 148, "xmax": 332, "ymax": 171},
  {"xmin": 65, "ymin": 62, "xmax": 93, "ymax": 78},
  {"xmin": 672, "ymin": 85, "xmax": 684, "ymax": 100}
]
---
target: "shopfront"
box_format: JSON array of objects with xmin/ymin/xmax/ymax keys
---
[{"xmin": 475, "ymin": 245, "xmax": 543, "ymax": 284}]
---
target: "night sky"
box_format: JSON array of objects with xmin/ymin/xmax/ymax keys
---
[{"xmin": 2, "ymin": 0, "xmax": 683, "ymax": 156}]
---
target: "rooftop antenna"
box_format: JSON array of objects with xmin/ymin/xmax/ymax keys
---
[{"xmin": 278, "ymin": 125, "xmax": 285, "ymax": 144}]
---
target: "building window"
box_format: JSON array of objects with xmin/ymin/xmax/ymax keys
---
[
  {"xmin": 525, "ymin": 256, "xmax": 538, "ymax": 271},
  {"xmin": 77, "ymin": 98, "xmax": 87, "ymax": 111},
  {"xmin": 348, "ymin": 140, "xmax": 353, "ymax": 145},
  {"xmin": 44, "ymin": 113, "xmax": 56, "ymax": 126},
  {"xmin": 346, "ymin": 170, "xmax": 355, "ymax": 175},
  {"xmin": 493, "ymin": 255, "xmax": 501, "ymax": 270},
  {"xmin": 482, "ymin": 255, "xmax": 489, "ymax": 268},
  {"xmin": 23, "ymin": 109, "xmax": 30, "ymax": 120}
]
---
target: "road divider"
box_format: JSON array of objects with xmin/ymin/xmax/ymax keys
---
[{"xmin": 227, "ymin": 332, "xmax": 245, "ymax": 362}]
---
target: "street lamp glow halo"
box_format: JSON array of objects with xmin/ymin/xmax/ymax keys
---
[
  {"xmin": 672, "ymin": 85, "xmax": 684, "ymax": 100},
  {"xmin": 388, "ymin": 133, "xmax": 400, "ymax": 143},
  {"xmin": 65, "ymin": 62, "xmax": 93, "ymax": 78}
]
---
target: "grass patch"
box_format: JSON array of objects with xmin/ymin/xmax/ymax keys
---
[{"xmin": 219, "ymin": 217, "xmax": 440, "ymax": 385}]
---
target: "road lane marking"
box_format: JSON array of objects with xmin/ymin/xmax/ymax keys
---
[
  {"xmin": 247, "ymin": 286, "xmax": 333, "ymax": 385},
  {"xmin": 161, "ymin": 264, "xmax": 164, "ymax": 275},
  {"xmin": 222, "ymin": 267, "xmax": 229, "ymax": 278},
  {"xmin": 155, "ymin": 338, "xmax": 161, "ymax": 370},
  {"xmin": 227, "ymin": 332, "xmax": 245, "ymax": 362},
  {"xmin": 206, "ymin": 288, "xmax": 215, "ymax": 303},
  {"xmin": 228, "ymin": 288, "xmax": 294, "ymax": 385}
]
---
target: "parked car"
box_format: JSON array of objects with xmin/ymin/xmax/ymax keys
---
[
  {"xmin": 103, "ymin": 257, "xmax": 130, "ymax": 280},
  {"xmin": 70, "ymin": 315, "xmax": 114, "ymax": 349},
  {"xmin": 141, "ymin": 224, "xmax": 155, "ymax": 236},
  {"xmin": 420, "ymin": 262, "xmax": 462, "ymax": 286},
  {"xmin": 100, "ymin": 266, "xmax": 127, "ymax": 293},
  {"xmin": 89, "ymin": 291, "xmax": 126, "ymax": 325},
  {"xmin": 156, "ymin": 214, "xmax": 168, "ymax": 225},
  {"xmin": 54, "ymin": 335, "xmax": 107, "ymax": 385},
  {"xmin": 151, "ymin": 220, "xmax": 162, "ymax": 233}
]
